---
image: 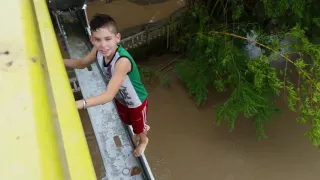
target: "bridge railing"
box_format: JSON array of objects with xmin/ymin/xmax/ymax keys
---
[{"xmin": 120, "ymin": 20, "xmax": 180, "ymax": 50}]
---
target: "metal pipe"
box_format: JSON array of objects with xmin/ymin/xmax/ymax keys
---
[
  {"xmin": 53, "ymin": 11, "xmax": 72, "ymax": 58},
  {"xmin": 82, "ymin": 4, "xmax": 91, "ymax": 36}
]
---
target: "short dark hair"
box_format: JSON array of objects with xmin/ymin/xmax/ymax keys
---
[{"xmin": 89, "ymin": 14, "xmax": 119, "ymax": 34}]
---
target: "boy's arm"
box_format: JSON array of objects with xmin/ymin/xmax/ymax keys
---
[
  {"xmin": 76, "ymin": 57, "xmax": 132, "ymax": 109},
  {"xmin": 64, "ymin": 47, "xmax": 98, "ymax": 69}
]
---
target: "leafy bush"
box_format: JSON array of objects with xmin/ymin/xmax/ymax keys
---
[{"xmin": 173, "ymin": 0, "xmax": 320, "ymax": 146}]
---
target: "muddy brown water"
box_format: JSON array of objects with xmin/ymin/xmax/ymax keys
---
[
  {"xmin": 141, "ymin": 54, "xmax": 320, "ymax": 180},
  {"xmin": 56, "ymin": 1, "xmax": 320, "ymax": 179},
  {"xmin": 86, "ymin": 0, "xmax": 186, "ymax": 31}
]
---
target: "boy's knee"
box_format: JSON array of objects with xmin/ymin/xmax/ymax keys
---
[{"xmin": 139, "ymin": 134, "xmax": 148, "ymax": 142}]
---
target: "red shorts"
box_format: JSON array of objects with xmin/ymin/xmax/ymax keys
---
[{"xmin": 115, "ymin": 98, "xmax": 148, "ymax": 135}]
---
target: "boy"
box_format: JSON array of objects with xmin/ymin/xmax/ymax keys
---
[{"xmin": 64, "ymin": 14, "xmax": 150, "ymax": 157}]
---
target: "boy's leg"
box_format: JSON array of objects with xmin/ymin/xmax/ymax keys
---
[
  {"xmin": 133, "ymin": 124, "xmax": 150, "ymax": 146},
  {"xmin": 130, "ymin": 99, "xmax": 149, "ymax": 157},
  {"xmin": 114, "ymin": 100, "xmax": 130, "ymax": 125},
  {"xmin": 134, "ymin": 133, "xmax": 148, "ymax": 157}
]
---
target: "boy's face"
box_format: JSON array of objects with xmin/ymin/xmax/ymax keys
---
[{"xmin": 90, "ymin": 27, "xmax": 120, "ymax": 57}]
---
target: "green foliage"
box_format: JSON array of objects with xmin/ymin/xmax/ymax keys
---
[
  {"xmin": 216, "ymin": 82, "xmax": 280, "ymax": 140},
  {"xmin": 176, "ymin": 59, "xmax": 210, "ymax": 105},
  {"xmin": 173, "ymin": 2, "xmax": 320, "ymax": 147},
  {"xmin": 231, "ymin": 0, "xmax": 244, "ymax": 20},
  {"xmin": 138, "ymin": 66, "xmax": 172, "ymax": 88},
  {"xmin": 263, "ymin": 0, "xmax": 307, "ymax": 19},
  {"xmin": 138, "ymin": 66, "xmax": 156, "ymax": 84},
  {"xmin": 313, "ymin": 17, "xmax": 320, "ymax": 27},
  {"xmin": 160, "ymin": 75, "xmax": 171, "ymax": 88}
]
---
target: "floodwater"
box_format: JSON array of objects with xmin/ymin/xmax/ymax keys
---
[
  {"xmin": 86, "ymin": 0, "xmax": 186, "ymax": 31},
  {"xmin": 57, "ymin": 0, "xmax": 320, "ymax": 179},
  {"xmin": 141, "ymin": 54, "xmax": 320, "ymax": 180},
  {"xmin": 78, "ymin": 109, "xmax": 106, "ymax": 179}
]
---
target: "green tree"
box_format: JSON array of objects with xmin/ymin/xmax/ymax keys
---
[{"xmin": 173, "ymin": 0, "xmax": 320, "ymax": 146}]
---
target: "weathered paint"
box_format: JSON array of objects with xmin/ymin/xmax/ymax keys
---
[{"xmin": 0, "ymin": 0, "xmax": 96, "ymax": 180}]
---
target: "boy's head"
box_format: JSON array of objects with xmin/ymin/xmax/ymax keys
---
[{"xmin": 89, "ymin": 14, "xmax": 120, "ymax": 57}]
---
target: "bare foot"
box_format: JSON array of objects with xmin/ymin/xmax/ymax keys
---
[
  {"xmin": 133, "ymin": 134, "xmax": 140, "ymax": 146},
  {"xmin": 132, "ymin": 125, "xmax": 150, "ymax": 146},
  {"xmin": 134, "ymin": 140, "xmax": 148, "ymax": 157},
  {"xmin": 145, "ymin": 125, "xmax": 150, "ymax": 132},
  {"xmin": 134, "ymin": 133, "xmax": 149, "ymax": 157}
]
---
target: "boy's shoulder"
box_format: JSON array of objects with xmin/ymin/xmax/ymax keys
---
[{"xmin": 117, "ymin": 45, "xmax": 134, "ymax": 60}]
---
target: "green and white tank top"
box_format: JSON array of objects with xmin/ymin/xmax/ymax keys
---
[{"xmin": 96, "ymin": 45, "xmax": 148, "ymax": 108}]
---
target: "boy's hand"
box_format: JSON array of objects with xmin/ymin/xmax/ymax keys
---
[
  {"xmin": 76, "ymin": 100, "xmax": 83, "ymax": 110},
  {"xmin": 73, "ymin": 57, "xmax": 131, "ymax": 110}
]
